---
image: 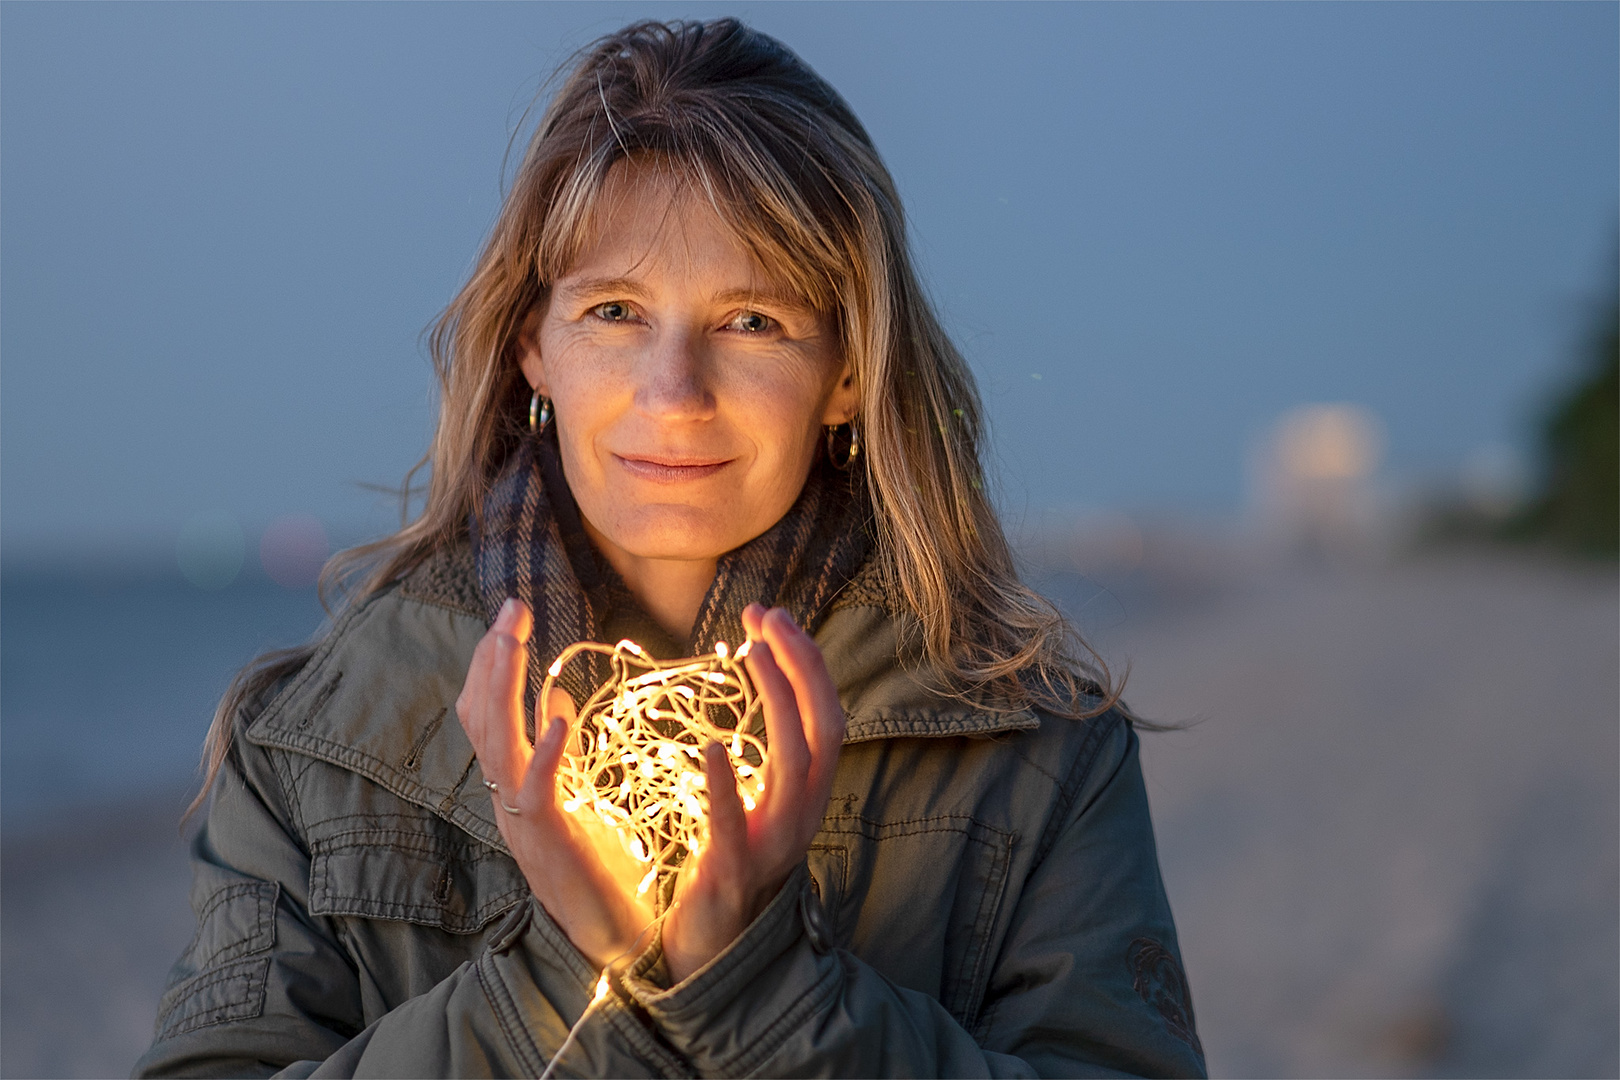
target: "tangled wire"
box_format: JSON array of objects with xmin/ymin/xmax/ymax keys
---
[{"xmin": 542, "ymin": 638, "xmax": 769, "ymax": 897}]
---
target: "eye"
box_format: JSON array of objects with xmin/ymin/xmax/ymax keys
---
[
  {"xmin": 592, "ymin": 301, "xmax": 635, "ymax": 323},
  {"xmin": 726, "ymin": 310, "xmax": 775, "ymax": 334}
]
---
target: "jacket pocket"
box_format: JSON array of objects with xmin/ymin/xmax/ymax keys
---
[
  {"xmin": 816, "ymin": 814, "xmax": 1014, "ymax": 1029},
  {"xmin": 155, "ymin": 876, "xmax": 279, "ymax": 1039},
  {"xmin": 155, "ymin": 957, "xmax": 273, "ymax": 1040},
  {"xmin": 307, "ymin": 811, "xmax": 527, "ymax": 933}
]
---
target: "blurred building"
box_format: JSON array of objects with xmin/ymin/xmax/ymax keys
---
[{"xmin": 1251, "ymin": 404, "xmax": 1386, "ymax": 561}]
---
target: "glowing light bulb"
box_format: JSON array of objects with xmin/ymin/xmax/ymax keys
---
[{"xmin": 542, "ymin": 637, "xmax": 767, "ymax": 893}]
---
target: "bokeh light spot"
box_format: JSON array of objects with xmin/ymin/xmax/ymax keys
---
[
  {"xmin": 1275, "ymin": 404, "xmax": 1383, "ymax": 481},
  {"xmin": 259, "ymin": 514, "xmax": 329, "ymax": 589},
  {"xmin": 176, "ymin": 511, "xmax": 246, "ymax": 590}
]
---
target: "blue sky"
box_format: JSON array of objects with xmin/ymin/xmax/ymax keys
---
[{"xmin": 3, "ymin": 2, "xmax": 1614, "ymax": 560}]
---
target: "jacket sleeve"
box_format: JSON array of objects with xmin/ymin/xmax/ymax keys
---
[
  {"xmin": 619, "ymin": 718, "xmax": 1207, "ymax": 1079},
  {"xmin": 133, "ymin": 710, "xmax": 690, "ymax": 1080}
]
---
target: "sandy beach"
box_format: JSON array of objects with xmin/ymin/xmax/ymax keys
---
[{"xmin": 3, "ymin": 549, "xmax": 1615, "ymax": 1078}]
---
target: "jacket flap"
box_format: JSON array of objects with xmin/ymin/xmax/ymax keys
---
[
  {"xmin": 305, "ymin": 812, "xmax": 527, "ymax": 932},
  {"xmin": 244, "ymin": 590, "xmax": 505, "ymax": 851}
]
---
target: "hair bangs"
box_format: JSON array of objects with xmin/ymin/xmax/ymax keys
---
[{"xmin": 533, "ymin": 128, "xmax": 856, "ymax": 322}]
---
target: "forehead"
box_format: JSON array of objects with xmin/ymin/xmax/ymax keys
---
[{"xmin": 556, "ymin": 160, "xmax": 807, "ymax": 306}]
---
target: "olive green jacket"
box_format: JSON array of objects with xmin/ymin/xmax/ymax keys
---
[{"xmin": 136, "ymin": 551, "xmax": 1205, "ymax": 1079}]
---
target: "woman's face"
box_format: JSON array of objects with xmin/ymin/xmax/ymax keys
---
[{"xmin": 520, "ymin": 163, "xmax": 857, "ymax": 565}]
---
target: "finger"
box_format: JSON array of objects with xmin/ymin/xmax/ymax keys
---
[
  {"xmin": 745, "ymin": 617, "xmax": 811, "ymax": 810},
  {"xmin": 537, "ymin": 681, "xmax": 578, "ymax": 740},
  {"xmin": 503, "ymin": 596, "xmax": 534, "ymax": 647},
  {"xmin": 529, "ymin": 687, "xmax": 577, "ymax": 798},
  {"xmin": 741, "ymin": 602, "xmax": 767, "ymax": 641},
  {"xmin": 481, "ymin": 604, "xmax": 534, "ymax": 790},
  {"xmin": 459, "ymin": 599, "xmax": 525, "ymax": 724},
  {"xmin": 761, "ymin": 607, "xmax": 845, "ymax": 793},
  {"xmin": 701, "ymin": 740, "xmax": 749, "ymax": 856},
  {"xmin": 458, "ymin": 597, "xmax": 522, "ymax": 740},
  {"xmin": 457, "ymin": 629, "xmax": 497, "ymax": 746},
  {"xmin": 517, "ymin": 714, "xmax": 569, "ymax": 815}
]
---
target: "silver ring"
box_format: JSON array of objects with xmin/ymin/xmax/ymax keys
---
[{"xmin": 483, "ymin": 779, "xmax": 523, "ymax": 815}]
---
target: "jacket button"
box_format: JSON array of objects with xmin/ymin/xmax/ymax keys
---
[{"xmin": 799, "ymin": 879, "xmax": 833, "ymax": 955}]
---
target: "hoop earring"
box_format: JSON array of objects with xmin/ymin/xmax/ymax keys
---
[
  {"xmin": 529, "ymin": 390, "xmax": 553, "ymax": 434},
  {"xmin": 826, "ymin": 419, "xmax": 860, "ymax": 471}
]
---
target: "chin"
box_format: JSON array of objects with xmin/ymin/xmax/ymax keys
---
[{"xmin": 605, "ymin": 503, "xmax": 760, "ymax": 561}]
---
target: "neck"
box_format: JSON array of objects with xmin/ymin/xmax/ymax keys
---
[{"xmin": 581, "ymin": 519, "xmax": 716, "ymax": 644}]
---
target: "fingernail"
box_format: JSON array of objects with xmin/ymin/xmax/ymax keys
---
[{"xmin": 496, "ymin": 598, "xmax": 517, "ymax": 627}]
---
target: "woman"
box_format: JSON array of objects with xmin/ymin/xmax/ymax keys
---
[{"xmin": 138, "ymin": 19, "xmax": 1204, "ymax": 1079}]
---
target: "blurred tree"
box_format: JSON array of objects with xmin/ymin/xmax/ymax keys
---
[{"xmin": 1509, "ymin": 292, "xmax": 1619, "ymax": 557}]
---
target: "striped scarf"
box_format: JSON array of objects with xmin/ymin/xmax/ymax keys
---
[{"xmin": 471, "ymin": 426, "xmax": 872, "ymax": 722}]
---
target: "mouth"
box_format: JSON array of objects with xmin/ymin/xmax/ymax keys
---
[{"xmin": 613, "ymin": 453, "xmax": 733, "ymax": 484}]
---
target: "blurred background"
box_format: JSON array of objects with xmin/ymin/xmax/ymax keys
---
[{"xmin": 2, "ymin": 3, "xmax": 1614, "ymax": 1076}]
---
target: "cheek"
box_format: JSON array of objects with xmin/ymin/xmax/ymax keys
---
[
  {"xmin": 721, "ymin": 354, "xmax": 834, "ymax": 450},
  {"xmin": 540, "ymin": 337, "xmax": 626, "ymax": 429}
]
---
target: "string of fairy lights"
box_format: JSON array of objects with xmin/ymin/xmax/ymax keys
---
[{"xmin": 542, "ymin": 637, "xmax": 770, "ymax": 898}]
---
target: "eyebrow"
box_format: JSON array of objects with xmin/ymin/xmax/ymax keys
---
[
  {"xmin": 711, "ymin": 287, "xmax": 817, "ymax": 314},
  {"xmin": 555, "ymin": 275, "xmax": 817, "ymax": 315},
  {"xmin": 554, "ymin": 276, "xmax": 651, "ymax": 300}
]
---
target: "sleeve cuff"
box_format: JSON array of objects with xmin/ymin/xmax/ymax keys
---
[
  {"xmin": 482, "ymin": 896, "xmax": 691, "ymax": 1077},
  {"xmin": 619, "ymin": 863, "xmax": 844, "ymax": 1073}
]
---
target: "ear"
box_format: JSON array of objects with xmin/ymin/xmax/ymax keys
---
[
  {"xmin": 820, "ymin": 360, "xmax": 860, "ymax": 426},
  {"xmin": 516, "ymin": 307, "xmax": 546, "ymax": 394}
]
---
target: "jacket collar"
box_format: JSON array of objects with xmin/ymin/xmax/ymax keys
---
[
  {"xmin": 244, "ymin": 549, "xmax": 1037, "ymax": 851},
  {"xmin": 814, "ymin": 601, "xmax": 1038, "ymax": 744}
]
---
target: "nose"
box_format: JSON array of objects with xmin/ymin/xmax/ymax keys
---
[{"xmin": 632, "ymin": 323, "xmax": 715, "ymax": 422}]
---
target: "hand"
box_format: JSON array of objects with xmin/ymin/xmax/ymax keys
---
[
  {"xmin": 660, "ymin": 604, "xmax": 846, "ymax": 983},
  {"xmin": 456, "ymin": 598, "xmax": 656, "ymax": 970}
]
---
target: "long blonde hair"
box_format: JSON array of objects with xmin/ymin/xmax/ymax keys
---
[{"xmin": 192, "ymin": 18, "xmax": 1120, "ymax": 817}]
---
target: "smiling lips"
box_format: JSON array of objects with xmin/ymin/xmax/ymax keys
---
[{"xmin": 614, "ymin": 454, "xmax": 733, "ymax": 484}]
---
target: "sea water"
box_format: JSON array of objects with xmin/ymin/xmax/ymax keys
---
[{"xmin": 1, "ymin": 569, "xmax": 327, "ymax": 835}]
